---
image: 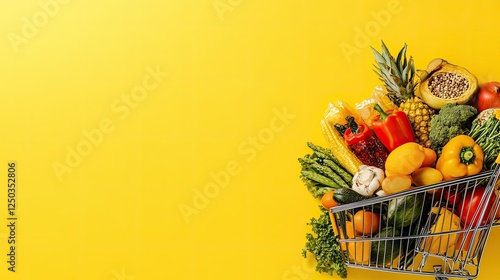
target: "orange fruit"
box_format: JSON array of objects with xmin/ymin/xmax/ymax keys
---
[
  {"xmin": 353, "ymin": 210, "xmax": 381, "ymax": 236},
  {"xmin": 321, "ymin": 190, "xmax": 338, "ymax": 209},
  {"xmin": 421, "ymin": 147, "xmax": 437, "ymax": 167}
]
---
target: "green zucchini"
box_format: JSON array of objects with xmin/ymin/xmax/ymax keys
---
[
  {"xmin": 370, "ymin": 227, "xmax": 401, "ymax": 265},
  {"xmin": 333, "ymin": 188, "xmax": 369, "ymax": 205},
  {"xmin": 387, "ymin": 194, "xmax": 425, "ymax": 228}
]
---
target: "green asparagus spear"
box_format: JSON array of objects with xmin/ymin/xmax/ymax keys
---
[
  {"xmin": 300, "ymin": 170, "xmax": 341, "ymax": 189},
  {"xmin": 299, "ymin": 157, "xmax": 350, "ymax": 188}
]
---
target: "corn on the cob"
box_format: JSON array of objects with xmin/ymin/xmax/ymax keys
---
[{"xmin": 320, "ymin": 119, "xmax": 362, "ymax": 175}]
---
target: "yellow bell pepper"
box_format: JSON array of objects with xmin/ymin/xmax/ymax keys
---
[
  {"xmin": 421, "ymin": 207, "xmax": 461, "ymax": 254},
  {"xmin": 436, "ymin": 135, "xmax": 484, "ymax": 181}
]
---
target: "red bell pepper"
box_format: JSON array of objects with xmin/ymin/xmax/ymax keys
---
[
  {"xmin": 458, "ymin": 186, "xmax": 496, "ymax": 227},
  {"xmin": 343, "ymin": 117, "xmax": 371, "ymax": 145},
  {"xmin": 372, "ymin": 104, "xmax": 415, "ymax": 152},
  {"xmin": 344, "ymin": 116, "xmax": 389, "ymax": 170}
]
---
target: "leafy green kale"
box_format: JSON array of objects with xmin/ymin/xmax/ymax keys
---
[
  {"xmin": 429, "ymin": 103, "xmax": 477, "ymax": 155},
  {"xmin": 302, "ymin": 207, "xmax": 347, "ymax": 278}
]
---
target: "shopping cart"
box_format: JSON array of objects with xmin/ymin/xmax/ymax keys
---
[{"xmin": 329, "ymin": 164, "xmax": 500, "ymax": 280}]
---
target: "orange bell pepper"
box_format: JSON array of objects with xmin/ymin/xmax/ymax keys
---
[{"xmin": 436, "ymin": 135, "xmax": 484, "ymax": 181}]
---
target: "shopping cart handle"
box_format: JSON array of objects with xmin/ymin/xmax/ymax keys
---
[{"xmin": 433, "ymin": 265, "xmax": 448, "ymax": 280}]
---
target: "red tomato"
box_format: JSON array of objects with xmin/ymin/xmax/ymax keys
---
[
  {"xmin": 443, "ymin": 187, "xmax": 462, "ymax": 206},
  {"xmin": 458, "ymin": 186, "xmax": 496, "ymax": 227},
  {"xmin": 495, "ymin": 191, "xmax": 500, "ymax": 220},
  {"xmin": 496, "ymin": 201, "xmax": 500, "ymax": 220}
]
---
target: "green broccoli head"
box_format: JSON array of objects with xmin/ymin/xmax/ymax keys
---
[
  {"xmin": 429, "ymin": 125, "xmax": 461, "ymax": 153},
  {"xmin": 429, "ymin": 104, "xmax": 477, "ymax": 153}
]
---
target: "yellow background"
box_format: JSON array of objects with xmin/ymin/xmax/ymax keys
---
[{"xmin": 0, "ymin": 0, "xmax": 499, "ymax": 279}]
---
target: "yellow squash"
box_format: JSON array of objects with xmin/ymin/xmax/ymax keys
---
[{"xmin": 418, "ymin": 59, "xmax": 478, "ymax": 110}]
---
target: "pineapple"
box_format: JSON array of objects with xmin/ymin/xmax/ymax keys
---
[{"xmin": 371, "ymin": 41, "xmax": 435, "ymax": 148}]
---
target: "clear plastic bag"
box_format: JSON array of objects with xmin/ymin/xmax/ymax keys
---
[
  {"xmin": 356, "ymin": 86, "xmax": 396, "ymax": 127},
  {"xmin": 324, "ymin": 100, "xmax": 365, "ymax": 128}
]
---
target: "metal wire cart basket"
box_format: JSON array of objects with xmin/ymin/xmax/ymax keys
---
[{"xmin": 329, "ymin": 164, "xmax": 500, "ymax": 280}]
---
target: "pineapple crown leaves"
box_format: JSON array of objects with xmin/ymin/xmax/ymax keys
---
[{"xmin": 371, "ymin": 41, "xmax": 417, "ymax": 102}]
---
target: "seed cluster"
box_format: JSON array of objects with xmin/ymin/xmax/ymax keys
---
[{"xmin": 428, "ymin": 72, "xmax": 469, "ymax": 99}]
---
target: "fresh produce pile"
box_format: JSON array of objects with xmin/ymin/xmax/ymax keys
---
[{"xmin": 300, "ymin": 41, "xmax": 500, "ymax": 278}]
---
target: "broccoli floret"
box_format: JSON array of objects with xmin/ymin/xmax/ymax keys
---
[{"xmin": 429, "ymin": 103, "xmax": 477, "ymax": 154}]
